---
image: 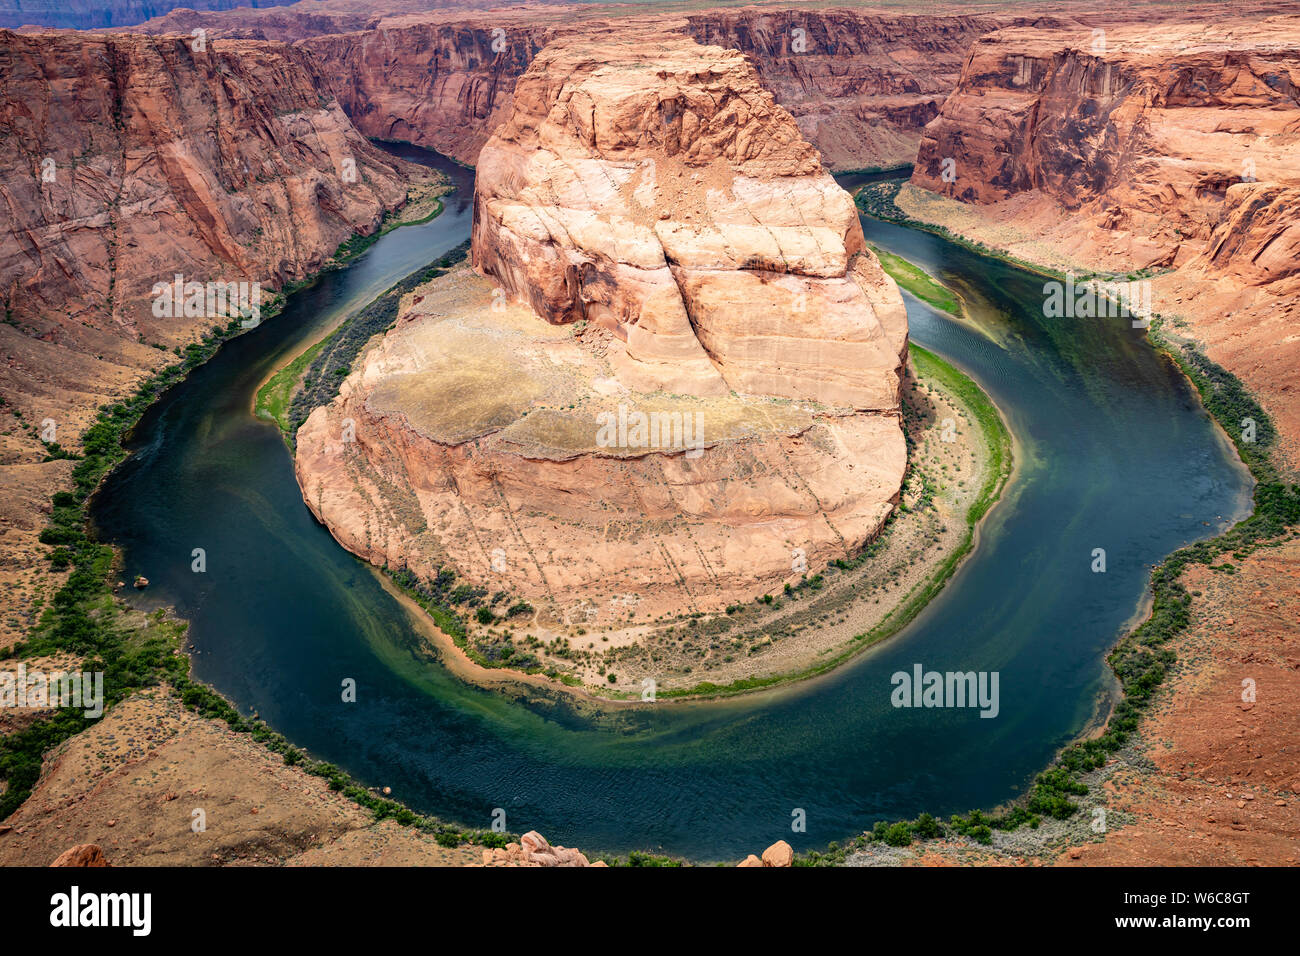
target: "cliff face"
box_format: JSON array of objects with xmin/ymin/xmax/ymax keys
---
[
  {"xmin": 301, "ymin": 19, "xmax": 558, "ymax": 166},
  {"xmin": 913, "ymin": 22, "xmax": 1300, "ymax": 254},
  {"xmin": 472, "ymin": 34, "xmax": 907, "ymax": 408},
  {"xmin": 683, "ymin": 10, "xmax": 1013, "ymax": 170},
  {"xmin": 0, "ymin": 29, "xmax": 416, "ymax": 643},
  {"xmin": 909, "ymin": 17, "xmax": 1300, "ymax": 463},
  {"xmin": 0, "ymin": 30, "xmax": 413, "ymax": 430},
  {"xmin": 294, "ymin": 9, "xmax": 1016, "ymax": 171},
  {"xmin": 296, "ymin": 34, "xmax": 908, "ymax": 643}
]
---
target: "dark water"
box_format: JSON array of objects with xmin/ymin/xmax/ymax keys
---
[{"xmin": 91, "ymin": 159, "xmax": 1251, "ymax": 861}]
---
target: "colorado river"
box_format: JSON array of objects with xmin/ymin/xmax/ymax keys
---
[{"xmin": 90, "ymin": 147, "xmax": 1252, "ymax": 860}]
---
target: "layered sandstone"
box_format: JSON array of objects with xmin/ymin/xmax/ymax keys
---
[
  {"xmin": 300, "ymin": 16, "xmax": 557, "ymax": 165},
  {"xmin": 292, "ymin": 9, "xmax": 1015, "ymax": 170},
  {"xmin": 684, "ymin": 9, "xmax": 1013, "ymax": 171},
  {"xmin": 909, "ymin": 17, "xmax": 1300, "ymax": 465},
  {"xmin": 296, "ymin": 34, "xmax": 907, "ymax": 637},
  {"xmin": 0, "ymin": 29, "xmax": 419, "ymax": 645},
  {"xmin": 472, "ymin": 35, "xmax": 907, "ymax": 407}
]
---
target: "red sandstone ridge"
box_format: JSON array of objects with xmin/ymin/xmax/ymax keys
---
[
  {"xmin": 0, "ymin": 30, "xmax": 417, "ymax": 436},
  {"xmin": 288, "ymin": 9, "xmax": 1016, "ymax": 170},
  {"xmin": 683, "ymin": 9, "xmax": 1018, "ymax": 171},
  {"xmin": 908, "ymin": 16, "xmax": 1300, "ymax": 466},
  {"xmin": 0, "ymin": 29, "xmax": 422, "ymax": 643},
  {"xmin": 294, "ymin": 33, "xmax": 908, "ymax": 648}
]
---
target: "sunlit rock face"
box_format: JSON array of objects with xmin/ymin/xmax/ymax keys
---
[
  {"xmin": 296, "ymin": 33, "xmax": 909, "ymax": 632},
  {"xmin": 471, "ymin": 33, "xmax": 908, "ymax": 410},
  {"xmin": 910, "ymin": 19, "xmax": 1300, "ymax": 463}
]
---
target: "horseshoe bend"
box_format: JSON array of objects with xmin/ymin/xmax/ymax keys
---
[
  {"xmin": 0, "ymin": 0, "xmax": 1298, "ymax": 886},
  {"xmin": 293, "ymin": 34, "xmax": 928, "ymax": 691}
]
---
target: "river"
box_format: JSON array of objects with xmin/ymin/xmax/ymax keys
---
[{"xmin": 90, "ymin": 147, "xmax": 1251, "ymax": 861}]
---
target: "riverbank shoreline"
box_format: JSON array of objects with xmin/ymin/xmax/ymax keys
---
[
  {"xmin": 380, "ymin": 337, "xmax": 1016, "ymax": 705},
  {"xmin": 813, "ymin": 186, "xmax": 1297, "ymax": 868},
  {"xmin": 0, "ymin": 151, "xmax": 520, "ymax": 862}
]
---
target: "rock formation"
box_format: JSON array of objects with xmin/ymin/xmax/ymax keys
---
[
  {"xmin": 909, "ymin": 16, "xmax": 1300, "ymax": 464},
  {"xmin": 479, "ymin": 830, "xmax": 604, "ymax": 867},
  {"xmin": 0, "ymin": 28, "xmax": 421, "ymax": 641},
  {"xmin": 737, "ymin": 839, "xmax": 794, "ymax": 866},
  {"xmin": 0, "ymin": 30, "xmax": 416, "ymax": 431},
  {"xmin": 50, "ymin": 843, "xmax": 110, "ymax": 866},
  {"xmin": 684, "ymin": 10, "xmax": 1013, "ymax": 171},
  {"xmin": 282, "ymin": 9, "xmax": 1016, "ymax": 170},
  {"xmin": 472, "ymin": 34, "xmax": 907, "ymax": 408},
  {"xmin": 295, "ymin": 33, "xmax": 907, "ymax": 641}
]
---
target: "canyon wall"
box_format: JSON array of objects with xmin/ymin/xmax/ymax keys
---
[
  {"xmin": 682, "ymin": 9, "xmax": 1012, "ymax": 170},
  {"xmin": 0, "ymin": 29, "xmax": 416, "ymax": 640},
  {"xmin": 301, "ymin": 18, "xmax": 558, "ymax": 165},
  {"xmin": 296, "ymin": 33, "xmax": 908, "ymax": 637},
  {"xmin": 909, "ymin": 17, "xmax": 1300, "ymax": 464},
  {"xmin": 291, "ymin": 9, "xmax": 1015, "ymax": 170},
  {"xmin": 0, "ymin": 30, "xmax": 414, "ymax": 432},
  {"xmin": 472, "ymin": 33, "xmax": 908, "ymax": 408}
]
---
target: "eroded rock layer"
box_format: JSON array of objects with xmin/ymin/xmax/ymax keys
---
[
  {"xmin": 287, "ymin": 9, "xmax": 1015, "ymax": 170},
  {"xmin": 909, "ymin": 17, "xmax": 1300, "ymax": 464},
  {"xmin": 0, "ymin": 30, "xmax": 415, "ymax": 433},
  {"xmin": 0, "ymin": 29, "xmax": 417, "ymax": 643},
  {"xmin": 472, "ymin": 34, "xmax": 908, "ymax": 409},
  {"xmin": 296, "ymin": 35, "xmax": 908, "ymax": 629}
]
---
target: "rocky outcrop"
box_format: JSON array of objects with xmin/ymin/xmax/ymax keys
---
[
  {"xmin": 293, "ymin": 9, "xmax": 1020, "ymax": 171},
  {"xmin": 908, "ymin": 17, "xmax": 1300, "ymax": 465},
  {"xmin": 737, "ymin": 839, "xmax": 794, "ymax": 866},
  {"xmin": 0, "ymin": 30, "xmax": 415, "ymax": 437},
  {"xmin": 479, "ymin": 831, "xmax": 604, "ymax": 867},
  {"xmin": 295, "ymin": 34, "xmax": 907, "ymax": 644},
  {"xmin": 472, "ymin": 34, "xmax": 907, "ymax": 408},
  {"xmin": 684, "ymin": 10, "xmax": 1016, "ymax": 171},
  {"xmin": 50, "ymin": 843, "xmax": 110, "ymax": 866},
  {"xmin": 0, "ymin": 28, "xmax": 421, "ymax": 647},
  {"xmin": 300, "ymin": 18, "xmax": 556, "ymax": 166},
  {"xmin": 913, "ymin": 21, "xmax": 1300, "ymax": 259}
]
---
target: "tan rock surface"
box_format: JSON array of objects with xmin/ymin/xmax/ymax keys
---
[
  {"xmin": 296, "ymin": 34, "xmax": 907, "ymax": 644},
  {"xmin": 909, "ymin": 15, "xmax": 1300, "ymax": 469},
  {"xmin": 472, "ymin": 33, "xmax": 908, "ymax": 408},
  {"xmin": 50, "ymin": 843, "xmax": 110, "ymax": 867},
  {"xmin": 0, "ymin": 688, "xmax": 483, "ymax": 866}
]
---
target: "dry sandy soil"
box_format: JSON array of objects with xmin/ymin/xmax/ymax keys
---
[{"xmin": 0, "ymin": 687, "xmax": 480, "ymax": 866}]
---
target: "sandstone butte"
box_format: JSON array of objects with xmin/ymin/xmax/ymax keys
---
[
  {"xmin": 0, "ymin": 29, "xmax": 421, "ymax": 642},
  {"xmin": 910, "ymin": 17, "xmax": 1300, "ymax": 466},
  {"xmin": 294, "ymin": 33, "xmax": 909, "ymax": 634}
]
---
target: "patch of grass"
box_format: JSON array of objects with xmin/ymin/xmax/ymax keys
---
[
  {"xmin": 870, "ymin": 245, "xmax": 962, "ymax": 317},
  {"xmin": 255, "ymin": 240, "xmax": 471, "ymax": 442}
]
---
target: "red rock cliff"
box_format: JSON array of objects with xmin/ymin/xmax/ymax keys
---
[{"xmin": 0, "ymin": 30, "xmax": 414, "ymax": 435}]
